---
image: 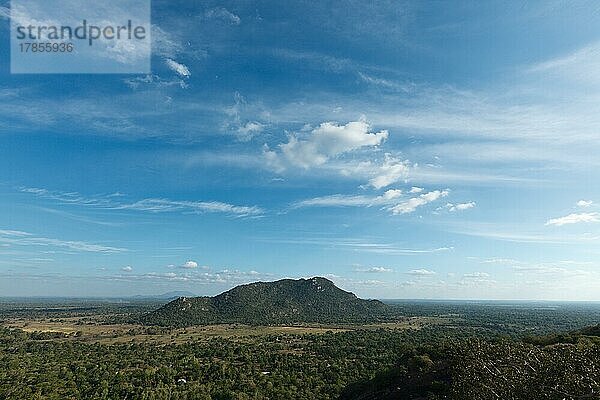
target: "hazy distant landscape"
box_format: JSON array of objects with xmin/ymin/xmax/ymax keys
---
[{"xmin": 1, "ymin": 278, "xmax": 599, "ymax": 399}]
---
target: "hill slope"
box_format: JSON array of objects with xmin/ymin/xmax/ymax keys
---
[{"xmin": 142, "ymin": 277, "xmax": 393, "ymax": 326}]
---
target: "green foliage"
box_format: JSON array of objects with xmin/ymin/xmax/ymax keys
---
[
  {"xmin": 0, "ymin": 327, "xmax": 427, "ymax": 400},
  {"xmin": 142, "ymin": 277, "xmax": 394, "ymax": 326},
  {"xmin": 1, "ymin": 298, "xmax": 599, "ymax": 399}
]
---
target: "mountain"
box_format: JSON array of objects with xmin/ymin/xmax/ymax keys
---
[{"xmin": 141, "ymin": 277, "xmax": 393, "ymax": 326}]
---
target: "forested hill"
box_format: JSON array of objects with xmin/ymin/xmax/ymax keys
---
[{"xmin": 142, "ymin": 277, "xmax": 393, "ymax": 326}]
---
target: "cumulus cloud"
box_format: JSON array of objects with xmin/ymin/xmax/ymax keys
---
[
  {"xmin": 545, "ymin": 212, "xmax": 600, "ymax": 226},
  {"xmin": 389, "ymin": 190, "xmax": 449, "ymax": 215},
  {"xmin": 181, "ymin": 260, "xmax": 198, "ymax": 269},
  {"xmin": 406, "ymin": 269, "xmax": 436, "ymax": 276},
  {"xmin": 577, "ymin": 200, "xmax": 593, "ymax": 208},
  {"xmin": 165, "ymin": 58, "xmax": 191, "ymax": 77},
  {"xmin": 442, "ymin": 201, "xmax": 476, "ymax": 212},
  {"xmin": 265, "ymin": 120, "xmax": 388, "ymax": 170}
]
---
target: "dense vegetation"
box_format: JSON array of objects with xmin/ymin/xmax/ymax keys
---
[
  {"xmin": 1, "ymin": 295, "xmax": 599, "ymax": 399},
  {"xmin": 387, "ymin": 300, "xmax": 600, "ymax": 335},
  {"xmin": 142, "ymin": 277, "xmax": 393, "ymax": 326},
  {"xmin": 1, "ymin": 324, "xmax": 599, "ymax": 399},
  {"xmin": 342, "ymin": 329, "xmax": 600, "ymax": 399}
]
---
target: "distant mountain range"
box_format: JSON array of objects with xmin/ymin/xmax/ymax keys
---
[
  {"xmin": 131, "ymin": 291, "xmax": 197, "ymax": 300},
  {"xmin": 142, "ymin": 277, "xmax": 394, "ymax": 326}
]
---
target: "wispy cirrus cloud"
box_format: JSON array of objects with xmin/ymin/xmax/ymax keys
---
[
  {"xmin": 389, "ymin": 189, "xmax": 449, "ymax": 215},
  {"xmin": 124, "ymin": 74, "xmax": 188, "ymax": 90},
  {"xmin": 545, "ymin": 212, "xmax": 600, "ymax": 227},
  {"xmin": 117, "ymin": 198, "xmax": 263, "ymax": 217},
  {"xmin": 527, "ymin": 40, "xmax": 600, "ymax": 85},
  {"xmin": 293, "ymin": 189, "xmax": 402, "ymax": 208},
  {"xmin": 0, "ymin": 229, "xmax": 126, "ymax": 253},
  {"xmin": 293, "ymin": 188, "xmax": 449, "ymax": 215},
  {"xmin": 256, "ymin": 236, "xmax": 453, "ymax": 256},
  {"xmin": 406, "ymin": 269, "xmax": 436, "ymax": 276},
  {"xmin": 476, "ymin": 257, "xmax": 600, "ymax": 280},
  {"xmin": 354, "ymin": 266, "xmax": 394, "ymax": 273},
  {"xmin": 20, "ymin": 187, "xmax": 263, "ymax": 218}
]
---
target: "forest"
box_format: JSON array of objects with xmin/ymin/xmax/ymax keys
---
[{"xmin": 1, "ymin": 298, "xmax": 599, "ymax": 399}]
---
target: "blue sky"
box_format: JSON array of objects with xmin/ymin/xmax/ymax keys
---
[{"xmin": 1, "ymin": 0, "xmax": 600, "ymax": 299}]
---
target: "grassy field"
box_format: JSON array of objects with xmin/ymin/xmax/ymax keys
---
[{"xmin": 1, "ymin": 314, "xmax": 450, "ymax": 344}]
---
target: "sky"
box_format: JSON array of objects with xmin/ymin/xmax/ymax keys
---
[{"xmin": 1, "ymin": 0, "xmax": 600, "ymax": 300}]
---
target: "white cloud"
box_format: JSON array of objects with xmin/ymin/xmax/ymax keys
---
[
  {"xmin": 21, "ymin": 187, "xmax": 263, "ymax": 218},
  {"xmin": 237, "ymin": 121, "xmax": 264, "ymax": 140},
  {"xmin": 222, "ymin": 93, "xmax": 270, "ymax": 141},
  {"xmin": 528, "ymin": 41, "xmax": 600, "ymax": 85},
  {"xmin": 354, "ymin": 266, "xmax": 394, "ymax": 273},
  {"xmin": 389, "ymin": 190, "xmax": 449, "ymax": 215},
  {"xmin": 368, "ymin": 153, "xmax": 410, "ymax": 189},
  {"xmin": 265, "ymin": 119, "xmax": 388, "ymax": 170},
  {"xmin": 409, "ymin": 187, "xmax": 424, "ymax": 193},
  {"xmin": 181, "ymin": 260, "xmax": 198, "ymax": 269},
  {"xmin": 295, "ymin": 188, "xmax": 448, "ymax": 216},
  {"xmin": 120, "ymin": 198, "xmax": 263, "ymax": 217},
  {"xmin": 509, "ymin": 260, "xmax": 597, "ymax": 278},
  {"xmin": 406, "ymin": 269, "xmax": 436, "ymax": 276},
  {"xmin": 545, "ymin": 212, "xmax": 600, "ymax": 226},
  {"xmin": 165, "ymin": 58, "xmax": 191, "ymax": 77},
  {"xmin": 205, "ymin": 7, "xmax": 241, "ymax": 25},
  {"xmin": 257, "ymin": 237, "xmax": 453, "ymax": 256},
  {"xmin": 0, "ymin": 229, "xmax": 126, "ymax": 253},
  {"xmin": 443, "ymin": 201, "xmax": 476, "ymax": 212},
  {"xmin": 103, "ymin": 269, "xmax": 276, "ymax": 286},
  {"xmin": 294, "ymin": 189, "xmax": 402, "ymax": 208},
  {"xmin": 577, "ymin": 200, "xmax": 593, "ymax": 208},
  {"xmin": 357, "ymin": 72, "xmax": 413, "ymax": 92},
  {"xmin": 463, "ymin": 272, "xmax": 490, "ymax": 278},
  {"xmin": 122, "ymin": 266, "xmax": 133, "ymax": 272},
  {"xmin": 124, "ymin": 74, "xmax": 188, "ymax": 90}
]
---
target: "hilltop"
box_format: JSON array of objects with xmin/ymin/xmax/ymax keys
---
[{"xmin": 142, "ymin": 277, "xmax": 394, "ymax": 326}]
